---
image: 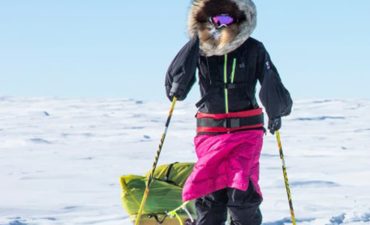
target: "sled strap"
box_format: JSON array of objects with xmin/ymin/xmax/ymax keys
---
[
  {"xmin": 164, "ymin": 162, "xmax": 177, "ymax": 183},
  {"xmin": 175, "ymin": 213, "xmax": 184, "ymax": 225},
  {"xmin": 168, "ymin": 201, "xmax": 194, "ymax": 224},
  {"xmin": 181, "ymin": 204, "xmax": 195, "ymax": 223},
  {"xmin": 149, "ymin": 214, "xmax": 168, "ymax": 224}
]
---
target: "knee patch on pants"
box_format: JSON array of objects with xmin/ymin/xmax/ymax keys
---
[
  {"xmin": 195, "ymin": 181, "xmax": 263, "ymax": 225},
  {"xmin": 228, "ymin": 181, "xmax": 263, "ymax": 225}
]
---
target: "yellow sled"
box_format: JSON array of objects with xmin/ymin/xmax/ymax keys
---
[{"xmin": 120, "ymin": 163, "xmax": 196, "ymax": 225}]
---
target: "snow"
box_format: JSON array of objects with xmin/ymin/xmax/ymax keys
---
[{"xmin": 0, "ymin": 97, "xmax": 369, "ymax": 225}]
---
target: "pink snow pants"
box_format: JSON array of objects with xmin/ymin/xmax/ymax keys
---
[{"xmin": 182, "ymin": 129, "xmax": 264, "ymax": 201}]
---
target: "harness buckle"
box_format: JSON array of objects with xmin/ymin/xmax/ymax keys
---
[{"xmin": 224, "ymin": 118, "xmax": 241, "ymax": 128}]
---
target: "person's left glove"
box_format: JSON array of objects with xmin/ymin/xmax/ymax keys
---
[
  {"xmin": 168, "ymin": 83, "xmax": 187, "ymax": 101},
  {"xmin": 268, "ymin": 117, "xmax": 281, "ymax": 134}
]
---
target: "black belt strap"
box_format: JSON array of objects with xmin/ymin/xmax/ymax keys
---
[{"xmin": 197, "ymin": 114, "xmax": 264, "ymax": 129}]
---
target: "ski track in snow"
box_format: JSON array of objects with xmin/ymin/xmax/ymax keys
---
[{"xmin": 0, "ymin": 97, "xmax": 370, "ymax": 225}]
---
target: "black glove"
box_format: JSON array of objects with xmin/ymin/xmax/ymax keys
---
[
  {"xmin": 168, "ymin": 83, "xmax": 187, "ymax": 101},
  {"xmin": 268, "ymin": 117, "xmax": 281, "ymax": 134}
]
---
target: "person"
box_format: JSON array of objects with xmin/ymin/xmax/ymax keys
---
[{"xmin": 165, "ymin": 0, "xmax": 293, "ymax": 224}]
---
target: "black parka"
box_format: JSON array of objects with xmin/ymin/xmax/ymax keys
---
[{"xmin": 165, "ymin": 37, "xmax": 292, "ymax": 120}]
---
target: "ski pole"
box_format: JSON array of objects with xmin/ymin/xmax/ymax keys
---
[
  {"xmin": 134, "ymin": 97, "xmax": 177, "ymax": 225},
  {"xmin": 275, "ymin": 131, "xmax": 297, "ymax": 225}
]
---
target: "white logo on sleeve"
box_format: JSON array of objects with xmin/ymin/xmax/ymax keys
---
[{"xmin": 265, "ymin": 61, "xmax": 271, "ymax": 70}]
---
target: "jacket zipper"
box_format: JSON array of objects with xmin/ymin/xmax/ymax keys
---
[{"xmin": 223, "ymin": 54, "xmax": 237, "ymax": 114}]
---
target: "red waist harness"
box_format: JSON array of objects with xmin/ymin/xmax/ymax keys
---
[{"xmin": 196, "ymin": 108, "xmax": 264, "ymax": 135}]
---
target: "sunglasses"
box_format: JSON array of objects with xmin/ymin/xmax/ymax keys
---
[{"xmin": 209, "ymin": 14, "xmax": 236, "ymax": 28}]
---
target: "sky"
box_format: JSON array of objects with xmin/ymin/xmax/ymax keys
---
[{"xmin": 0, "ymin": 1, "xmax": 370, "ymax": 102}]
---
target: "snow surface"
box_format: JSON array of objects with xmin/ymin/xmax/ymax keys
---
[{"xmin": 0, "ymin": 97, "xmax": 369, "ymax": 225}]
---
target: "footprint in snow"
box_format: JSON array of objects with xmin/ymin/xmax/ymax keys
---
[
  {"xmin": 8, "ymin": 220, "xmax": 29, "ymax": 225},
  {"xmin": 293, "ymin": 116, "xmax": 346, "ymax": 121},
  {"xmin": 40, "ymin": 217, "xmax": 57, "ymax": 221},
  {"xmin": 354, "ymin": 128, "xmax": 370, "ymax": 133},
  {"xmin": 263, "ymin": 217, "xmax": 315, "ymax": 225},
  {"xmin": 311, "ymin": 99, "xmax": 333, "ymax": 104},
  {"xmin": 290, "ymin": 180, "xmax": 339, "ymax": 188},
  {"xmin": 63, "ymin": 205, "xmax": 79, "ymax": 211},
  {"xmin": 329, "ymin": 213, "xmax": 345, "ymax": 225},
  {"xmin": 29, "ymin": 138, "xmax": 52, "ymax": 144}
]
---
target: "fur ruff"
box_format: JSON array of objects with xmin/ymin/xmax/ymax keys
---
[{"xmin": 188, "ymin": 0, "xmax": 257, "ymax": 56}]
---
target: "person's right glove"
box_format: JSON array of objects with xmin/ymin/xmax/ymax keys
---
[{"xmin": 268, "ymin": 117, "xmax": 281, "ymax": 134}]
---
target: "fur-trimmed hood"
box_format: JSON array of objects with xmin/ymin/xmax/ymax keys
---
[{"xmin": 188, "ymin": 0, "xmax": 257, "ymax": 56}]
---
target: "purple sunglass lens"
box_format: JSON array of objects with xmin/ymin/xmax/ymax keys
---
[{"xmin": 212, "ymin": 15, "xmax": 234, "ymax": 27}]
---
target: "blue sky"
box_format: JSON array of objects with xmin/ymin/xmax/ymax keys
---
[{"xmin": 0, "ymin": 1, "xmax": 369, "ymax": 102}]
